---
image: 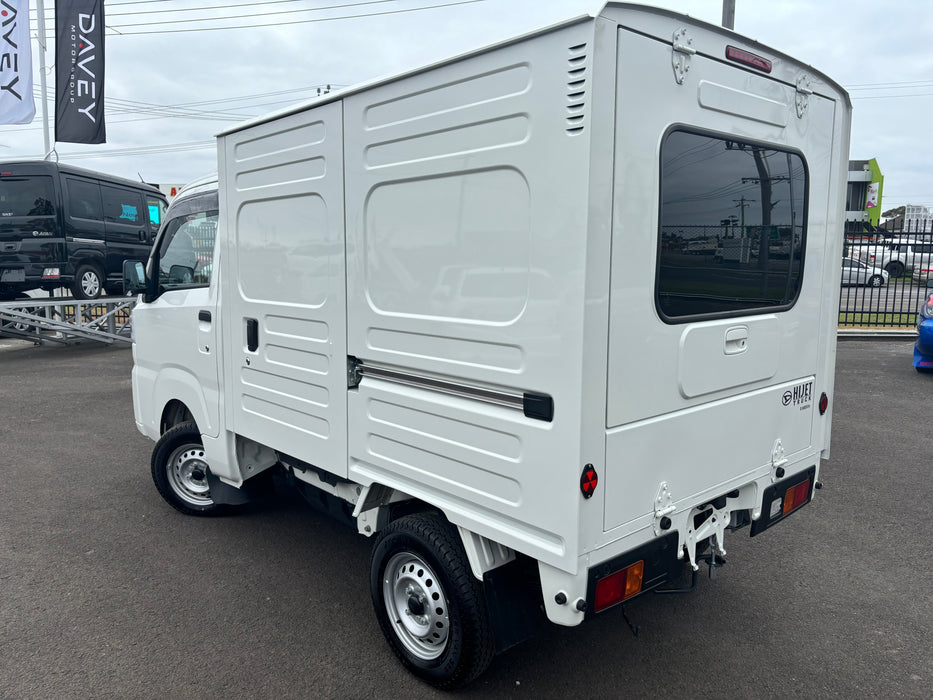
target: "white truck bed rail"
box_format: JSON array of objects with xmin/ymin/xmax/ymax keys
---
[{"xmin": 0, "ymin": 296, "xmax": 136, "ymax": 345}]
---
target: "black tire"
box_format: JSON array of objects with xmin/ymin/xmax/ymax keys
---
[
  {"xmin": 104, "ymin": 282, "xmax": 124, "ymax": 296},
  {"xmin": 370, "ymin": 512, "xmax": 494, "ymax": 689},
  {"xmin": 72, "ymin": 264, "xmax": 103, "ymax": 299},
  {"xmin": 868, "ymin": 275, "xmax": 885, "ymax": 287},
  {"xmin": 916, "ymin": 366, "xmax": 933, "ymax": 374},
  {"xmin": 884, "ymin": 261, "xmax": 905, "ymax": 278},
  {"xmin": 150, "ymin": 422, "xmax": 222, "ymax": 516}
]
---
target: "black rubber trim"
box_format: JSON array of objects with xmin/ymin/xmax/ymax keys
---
[{"xmin": 522, "ymin": 393, "xmax": 553, "ymax": 422}]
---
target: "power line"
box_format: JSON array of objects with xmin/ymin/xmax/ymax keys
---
[{"xmin": 37, "ymin": 0, "xmax": 484, "ymax": 36}]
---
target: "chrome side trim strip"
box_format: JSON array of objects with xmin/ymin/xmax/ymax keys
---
[{"xmin": 357, "ymin": 363, "xmax": 525, "ymax": 411}]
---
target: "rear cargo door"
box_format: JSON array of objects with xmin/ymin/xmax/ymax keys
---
[
  {"xmin": 220, "ymin": 102, "xmax": 348, "ymax": 477},
  {"xmin": 603, "ymin": 26, "xmax": 837, "ymax": 531}
]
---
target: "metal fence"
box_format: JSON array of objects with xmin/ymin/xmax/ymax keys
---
[{"xmin": 840, "ymin": 219, "xmax": 933, "ymax": 328}]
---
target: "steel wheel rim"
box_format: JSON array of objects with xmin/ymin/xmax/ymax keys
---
[
  {"xmin": 166, "ymin": 442, "xmax": 213, "ymax": 507},
  {"xmin": 383, "ymin": 552, "xmax": 450, "ymax": 660},
  {"xmin": 81, "ymin": 271, "xmax": 100, "ymax": 297}
]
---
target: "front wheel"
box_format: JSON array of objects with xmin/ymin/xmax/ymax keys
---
[
  {"xmin": 868, "ymin": 275, "xmax": 885, "ymax": 287},
  {"xmin": 370, "ymin": 512, "xmax": 494, "ymax": 689},
  {"xmin": 151, "ymin": 422, "xmax": 222, "ymax": 516}
]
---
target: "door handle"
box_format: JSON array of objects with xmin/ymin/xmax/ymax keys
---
[
  {"xmin": 198, "ymin": 310, "xmax": 211, "ymax": 323},
  {"xmin": 246, "ymin": 318, "xmax": 259, "ymax": 352},
  {"xmin": 724, "ymin": 326, "xmax": 748, "ymax": 355}
]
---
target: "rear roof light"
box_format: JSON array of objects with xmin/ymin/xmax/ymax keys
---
[
  {"xmin": 594, "ymin": 560, "xmax": 644, "ymax": 612},
  {"xmin": 725, "ymin": 45, "xmax": 772, "ymax": 73}
]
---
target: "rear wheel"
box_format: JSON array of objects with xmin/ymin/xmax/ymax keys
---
[
  {"xmin": 370, "ymin": 512, "xmax": 494, "ymax": 689},
  {"xmin": 868, "ymin": 274, "xmax": 884, "ymax": 287},
  {"xmin": 151, "ymin": 422, "xmax": 221, "ymax": 516},
  {"xmin": 884, "ymin": 261, "xmax": 905, "ymax": 278},
  {"xmin": 72, "ymin": 264, "xmax": 103, "ymax": 299}
]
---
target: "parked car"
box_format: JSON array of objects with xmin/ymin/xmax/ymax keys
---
[
  {"xmin": 855, "ymin": 239, "xmax": 933, "ymax": 278},
  {"xmin": 914, "ymin": 281, "xmax": 933, "ymax": 373},
  {"xmin": 841, "ymin": 257, "xmax": 888, "ymax": 287},
  {"xmin": 912, "ymin": 264, "xmax": 933, "ymax": 285},
  {"xmin": 0, "ymin": 161, "xmax": 167, "ymax": 299}
]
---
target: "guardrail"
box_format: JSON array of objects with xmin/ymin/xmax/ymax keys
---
[{"xmin": 0, "ymin": 296, "xmax": 137, "ymax": 345}]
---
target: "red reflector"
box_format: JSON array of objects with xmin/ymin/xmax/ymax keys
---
[
  {"xmin": 594, "ymin": 560, "xmax": 644, "ymax": 612},
  {"xmin": 725, "ymin": 45, "xmax": 772, "ymax": 73},
  {"xmin": 819, "ymin": 392, "xmax": 828, "ymax": 415},
  {"xmin": 783, "ymin": 478, "xmax": 811, "ymax": 516}
]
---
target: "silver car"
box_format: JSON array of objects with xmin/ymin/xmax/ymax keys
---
[{"xmin": 841, "ymin": 257, "xmax": 888, "ymax": 287}]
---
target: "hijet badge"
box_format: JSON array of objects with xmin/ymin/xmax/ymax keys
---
[{"xmin": 782, "ymin": 381, "xmax": 813, "ymax": 411}]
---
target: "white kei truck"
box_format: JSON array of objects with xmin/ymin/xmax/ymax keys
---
[{"xmin": 125, "ymin": 2, "xmax": 851, "ymax": 689}]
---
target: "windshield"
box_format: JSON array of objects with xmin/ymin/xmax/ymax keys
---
[{"xmin": 0, "ymin": 175, "xmax": 56, "ymax": 217}]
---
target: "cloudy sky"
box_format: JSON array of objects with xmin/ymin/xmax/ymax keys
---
[{"xmin": 4, "ymin": 0, "xmax": 931, "ymax": 212}]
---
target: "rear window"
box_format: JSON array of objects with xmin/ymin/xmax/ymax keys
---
[
  {"xmin": 657, "ymin": 129, "xmax": 808, "ymax": 322},
  {"xmin": 0, "ymin": 175, "xmax": 55, "ymax": 217}
]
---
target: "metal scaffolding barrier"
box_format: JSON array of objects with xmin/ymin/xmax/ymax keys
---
[{"xmin": 0, "ymin": 296, "xmax": 137, "ymax": 345}]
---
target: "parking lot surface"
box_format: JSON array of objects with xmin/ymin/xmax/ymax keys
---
[{"xmin": 1, "ymin": 338, "xmax": 931, "ymax": 698}]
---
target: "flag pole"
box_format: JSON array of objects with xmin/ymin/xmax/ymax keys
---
[{"xmin": 35, "ymin": 0, "xmax": 52, "ymax": 158}]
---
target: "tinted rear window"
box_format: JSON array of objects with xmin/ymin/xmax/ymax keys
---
[
  {"xmin": 0, "ymin": 175, "xmax": 55, "ymax": 217},
  {"xmin": 658, "ymin": 129, "xmax": 808, "ymax": 322}
]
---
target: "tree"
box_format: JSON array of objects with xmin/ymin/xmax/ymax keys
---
[{"xmin": 882, "ymin": 205, "xmax": 905, "ymax": 220}]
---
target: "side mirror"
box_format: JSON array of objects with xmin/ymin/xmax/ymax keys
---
[
  {"xmin": 168, "ymin": 264, "xmax": 194, "ymax": 285},
  {"xmin": 123, "ymin": 260, "xmax": 146, "ymax": 294}
]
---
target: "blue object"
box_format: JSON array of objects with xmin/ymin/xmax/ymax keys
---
[{"xmin": 914, "ymin": 286, "xmax": 933, "ymax": 373}]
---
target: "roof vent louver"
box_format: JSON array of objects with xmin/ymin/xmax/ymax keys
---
[{"xmin": 566, "ymin": 43, "xmax": 587, "ymax": 135}]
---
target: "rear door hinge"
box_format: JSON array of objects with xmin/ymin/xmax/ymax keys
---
[
  {"xmin": 795, "ymin": 74, "xmax": 813, "ymax": 118},
  {"xmin": 672, "ymin": 28, "xmax": 696, "ymax": 85},
  {"xmin": 653, "ymin": 481, "xmax": 676, "ymax": 535},
  {"xmin": 771, "ymin": 438, "xmax": 788, "ymax": 482}
]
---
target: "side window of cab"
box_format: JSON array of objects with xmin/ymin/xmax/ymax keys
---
[{"xmin": 156, "ymin": 191, "xmax": 218, "ymax": 291}]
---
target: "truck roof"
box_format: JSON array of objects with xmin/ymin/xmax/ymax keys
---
[{"xmin": 218, "ymin": 1, "xmax": 849, "ymax": 138}]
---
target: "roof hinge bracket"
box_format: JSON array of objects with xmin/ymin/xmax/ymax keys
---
[
  {"xmin": 671, "ymin": 28, "xmax": 696, "ymax": 85},
  {"xmin": 795, "ymin": 74, "xmax": 813, "ymax": 118}
]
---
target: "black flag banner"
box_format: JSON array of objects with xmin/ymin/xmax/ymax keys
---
[{"xmin": 55, "ymin": 0, "xmax": 105, "ymax": 144}]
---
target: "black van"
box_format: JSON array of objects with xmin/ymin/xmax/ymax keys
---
[{"xmin": 0, "ymin": 161, "xmax": 167, "ymax": 299}]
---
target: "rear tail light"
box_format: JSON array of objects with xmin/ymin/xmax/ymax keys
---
[
  {"xmin": 42, "ymin": 267, "xmax": 60, "ymax": 278},
  {"xmin": 594, "ymin": 560, "xmax": 644, "ymax": 612},
  {"xmin": 924, "ymin": 293, "xmax": 933, "ymax": 318},
  {"xmin": 782, "ymin": 478, "xmax": 812, "ymax": 516}
]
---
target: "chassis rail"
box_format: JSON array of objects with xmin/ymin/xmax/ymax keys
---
[{"xmin": 0, "ymin": 296, "xmax": 137, "ymax": 345}]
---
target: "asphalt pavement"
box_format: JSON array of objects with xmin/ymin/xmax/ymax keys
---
[{"xmin": 0, "ymin": 338, "xmax": 930, "ymax": 698}]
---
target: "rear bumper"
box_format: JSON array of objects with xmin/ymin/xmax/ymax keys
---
[{"xmin": 538, "ymin": 461, "xmax": 819, "ymax": 626}]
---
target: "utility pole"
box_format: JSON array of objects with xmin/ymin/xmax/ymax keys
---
[
  {"xmin": 722, "ymin": 0, "xmax": 735, "ymax": 30},
  {"xmin": 733, "ymin": 196, "xmax": 754, "ymax": 234},
  {"xmin": 36, "ymin": 0, "xmax": 52, "ymax": 157}
]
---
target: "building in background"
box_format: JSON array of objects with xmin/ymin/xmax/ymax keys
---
[{"xmin": 845, "ymin": 158, "xmax": 884, "ymax": 232}]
